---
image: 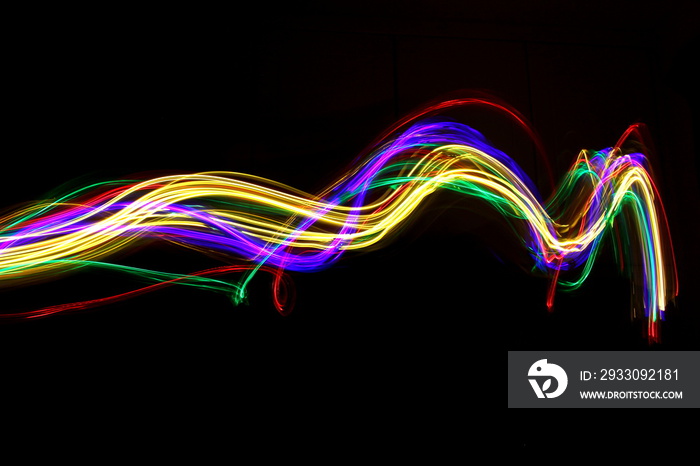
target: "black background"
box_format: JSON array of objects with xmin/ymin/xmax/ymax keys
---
[{"xmin": 1, "ymin": 0, "xmax": 698, "ymax": 441}]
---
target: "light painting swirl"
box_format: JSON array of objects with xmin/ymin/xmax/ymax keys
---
[{"xmin": 0, "ymin": 97, "xmax": 678, "ymax": 342}]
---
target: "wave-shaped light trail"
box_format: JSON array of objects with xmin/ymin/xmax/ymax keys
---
[{"xmin": 0, "ymin": 97, "xmax": 677, "ymax": 342}]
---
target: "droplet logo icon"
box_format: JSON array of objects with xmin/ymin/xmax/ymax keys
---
[{"xmin": 528, "ymin": 359, "xmax": 568, "ymax": 398}]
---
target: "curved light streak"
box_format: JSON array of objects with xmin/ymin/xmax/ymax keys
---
[{"xmin": 0, "ymin": 98, "xmax": 677, "ymax": 342}]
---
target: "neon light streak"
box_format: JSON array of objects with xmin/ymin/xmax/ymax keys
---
[{"xmin": 0, "ymin": 98, "xmax": 677, "ymax": 342}]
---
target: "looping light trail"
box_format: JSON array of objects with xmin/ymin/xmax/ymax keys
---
[{"xmin": 0, "ymin": 97, "xmax": 677, "ymax": 342}]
